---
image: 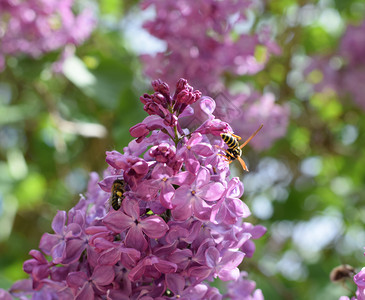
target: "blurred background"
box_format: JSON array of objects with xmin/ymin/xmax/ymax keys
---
[{"xmin": 0, "ymin": 0, "xmax": 364, "ymax": 299}]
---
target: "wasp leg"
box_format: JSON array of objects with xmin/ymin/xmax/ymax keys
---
[
  {"xmin": 237, "ymin": 156, "xmax": 249, "ymax": 172},
  {"xmin": 217, "ymin": 153, "xmax": 230, "ymax": 162},
  {"xmin": 215, "ymin": 145, "xmax": 227, "ymax": 152},
  {"xmin": 230, "ymin": 133, "xmax": 242, "ymax": 140}
]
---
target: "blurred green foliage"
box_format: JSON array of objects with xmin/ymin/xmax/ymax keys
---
[{"xmin": 0, "ymin": 0, "xmax": 365, "ymax": 299}]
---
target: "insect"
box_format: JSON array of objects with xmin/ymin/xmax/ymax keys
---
[
  {"xmin": 219, "ymin": 124, "xmax": 263, "ymax": 172},
  {"xmin": 109, "ymin": 179, "xmax": 126, "ymax": 211},
  {"xmin": 330, "ymin": 264, "xmax": 355, "ymax": 283}
]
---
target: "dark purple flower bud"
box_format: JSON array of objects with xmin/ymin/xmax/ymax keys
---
[
  {"xmin": 163, "ymin": 113, "xmax": 178, "ymax": 127},
  {"xmin": 149, "ymin": 143, "xmax": 176, "ymax": 164},
  {"xmin": 152, "ymin": 79, "xmax": 171, "ymax": 101},
  {"xmin": 140, "ymin": 93, "xmax": 153, "ymax": 105},
  {"xmin": 144, "ymin": 102, "xmax": 166, "ymax": 117},
  {"xmin": 173, "ymin": 78, "xmax": 190, "ymax": 99},
  {"xmin": 152, "ymin": 92, "xmax": 167, "ymax": 106},
  {"xmin": 129, "ymin": 123, "xmax": 150, "ymax": 141}
]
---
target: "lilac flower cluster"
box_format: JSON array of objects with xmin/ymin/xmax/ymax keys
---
[
  {"xmin": 140, "ymin": 0, "xmax": 280, "ymax": 91},
  {"xmin": 306, "ymin": 20, "xmax": 365, "ymax": 111},
  {"xmin": 3, "ymin": 79, "xmax": 265, "ymax": 299},
  {"xmin": 340, "ymin": 268, "xmax": 365, "ymax": 300},
  {"xmin": 0, "ymin": 0, "xmax": 95, "ymax": 72},
  {"xmin": 139, "ymin": 0, "xmax": 288, "ymax": 150}
]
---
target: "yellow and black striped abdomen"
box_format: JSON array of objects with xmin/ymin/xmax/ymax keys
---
[{"xmin": 221, "ymin": 133, "xmax": 239, "ymax": 149}]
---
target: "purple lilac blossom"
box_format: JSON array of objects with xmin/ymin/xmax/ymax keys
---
[
  {"xmin": 306, "ymin": 20, "xmax": 365, "ymax": 111},
  {"xmin": 0, "ymin": 0, "xmax": 96, "ymax": 72},
  {"xmin": 9, "ymin": 79, "xmax": 265, "ymax": 299},
  {"xmin": 140, "ymin": 0, "xmax": 288, "ymax": 150},
  {"xmin": 340, "ymin": 268, "xmax": 365, "ymax": 300}
]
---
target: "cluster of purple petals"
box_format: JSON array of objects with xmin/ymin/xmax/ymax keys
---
[
  {"xmin": 340, "ymin": 268, "xmax": 365, "ymax": 300},
  {"xmin": 140, "ymin": 0, "xmax": 280, "ymax": 91},
  {"xmin": 0, "ymin": 0, "xmax": 96, "ymax": 72},
  {"xmin": 4, "ymin": 79, "xmax": 265, "ymax": 299},
  {"xmin": 139, "ymin": 0, "xmax": 288, "ymax": 150},
  {"xmin": 306, "ymin": 20, "xmax": 365, "ymax": 111}
]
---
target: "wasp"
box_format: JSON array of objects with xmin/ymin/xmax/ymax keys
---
[
  {"xmin": 219, "ymin": 124, "xmax": 263, "ymax": 172},
  {"xmin": 109, "ymin": 179, "xmax": 126, "ymax": 211}
]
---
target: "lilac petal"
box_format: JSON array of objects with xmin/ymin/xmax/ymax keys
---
[
  {"xmin": 219, "ymin": 267, "xmax": 240, "ymax": 281},
  {"xmin": 130, "ymin": 122, "xmax": 150, "ymax": 138},
  {"xmin": 98, "ymin": 247, "xmax": 121, "ymax": 265},
  {"xmin": 151, "ymin": 163, "xmax": 174, "ymax": 178},
  {"xmin": 105, "ymin": 150, "xmax": 126, "ymax": 169},
  {"xmin": 122, "ymin": 200, "xmax": 140, "ymax": 219},
  {"xmin": 171, "ymin": 186, "xmax": 191, "ymax": 208},
  {"xmin": 51, "ymin": 241, "xmax": 66, "ymax": 264},
  {"xmin": 39, "ymin": 233, "xmax": 60, "ymax": 255},
  {"xmin": 154, "ymin": 259, "xmax": 177, "ymax": 274},
  {"xmin": 29, "ymin": 250, "xmax": 47, "ymax": 263},
  {"xmin": 171, "ymin": 203, "xmax": 192, "ymax": 221},
  {"xmin": 185, "ymin": 158, "xmax": 200, "ymax": 174},
  {"xmin": 65, "ymin": 223, "xmax": 82, "ymax": 238},
  {"xmin": 220, "ymin": 250, "xmax": 245, "ymax": 269},
  {"xmin": 192, "ymin": 197, "xmax": 212, "ymax": 221},
  {"xmin": 166, "ymin": 273, "xmax": 185, "ymax": 295},
  {"xmin": 9, "ymin": 279, "xmax": 33, "ymax": 294},
  {"xmin": 195, "ymin": 168, "xmax": 210, "ymax": 188},
  {"xmin": 128, "ymin": 259, "xmax": 147, "ymax": 282},
  {"xmin": 168, "ymin": 249, "xmax": 192, "ymax": 269},
  {"xmin": 188, "ymin": 265, "xmax": 212, "ymax": 281},
  {"xmin": 125, "ymin": 225, "xmax": 148, "ymax": 251},
  {"xmin": 171, "ymin": 171, "xmax": 195, "ymax": 186},
  {"xmin": 120, "ymin": 247, "xmax": 141, "ymax": 269},
  {"xmin": 23, "ymin": 259, "xmax": 37, "ymax": 274},
  {"xmin": 184, "ymin": 283, "xmax": 209, "ymax": 298},
  {"xmin": 251, "ymin": 225, "xmax": 267, "ymax": 239},
  {"xmin": 107, "ymin": 290, "xmax": 131, "ymax": 300},
  {"xmin": 205, "ymin": 247, "xmax": 220, "ymax": 268},
  {"xmin": 227, "ymin": 198, "xmax": 251, "ymax": 218},
  {"xmin": 141, "ymin": 216, "xmax": 169, "ymax": 238},
  {"xmin": 75, "ymin": 282, "xmax": 94, "ymax": 300},
  {"xmin": 92, "ymin": 265, "xmax": 115, "ymax": 286},
  {"xmin": 198, "ymin": 182, "xmax": 225, "ymax": 201},
  {"xmin": 32, "ymin": 265, "xmax": 50, "ymax": 281},
  {"xmin": 51, "ymin": 210, "xmax": 66, "ymax": 234},
  {"xmin": 159, "ymin": 183, "xmax": 174, "ymax": 209},
  {"xmin": 227, "ymin": 178, "xmax": 244, "ymax": 198},
  {"xmin": 187, "ymin": 132, "xmax": 203, "ymax": 145},
  {"xmin": 241, "ymin": 240, "xmax": 256, "ymax": 258},
  {"xmin": 103, "ymin": 210, "xmax": 132, "ymax": 233},
  {"xmin": 0, "ymin": 289, "xmax": 12, "ymax": 300},
  {"xmin": 67, "ymin": 271, "xmax": 88, "ymax": 288},
  {"xmin": 63, "ymin": 238, "xmax": 86, "ymax": 264},
  {"xmin": 191, "ymin": 143, "xmax": 214, "ymax": 156}
]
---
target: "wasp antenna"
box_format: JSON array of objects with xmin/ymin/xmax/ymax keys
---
[
  {"xmin": 239, "ymin": 124, "xmax": 263, "ymax": 149},
  {"xmin": 238, "ymin": 156, "xmax": 249, "ymax": 172}
]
